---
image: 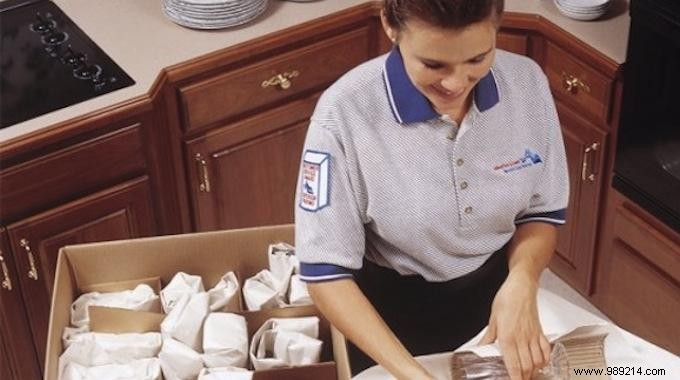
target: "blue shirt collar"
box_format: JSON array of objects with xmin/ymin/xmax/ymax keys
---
[{"xmin": 382, "ymin": 47, "xmax": 500, "ymax": 124}]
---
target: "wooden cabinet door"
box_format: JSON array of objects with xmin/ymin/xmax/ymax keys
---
[
  {"xmin": 551, "ymin": 102, "xmax": 607, "ymax": 295},
  {"xmin": 186, "ymin": 95, "xmax": 319, "ymax": 231},
  {"xmin": 594, "ymin": 190, "xmax": 680, "ymax": 354},
  {"xmin": 6, "ymin": 177, "xmax": 156, "ymax": 370},
  {"xmin": 0, "ymin": 328, "xmax": 13, "ymax": 380},
  {"xmin": 0, "ymin": 229, "xmax": 41, "ymax": 380}
]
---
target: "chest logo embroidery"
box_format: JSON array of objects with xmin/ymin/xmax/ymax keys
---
[
  {"xmin": 493, "ymin": 149, "xmax": 543, "ymax": 173},
  {"xmin": 300, "ymin": 150, "xmax": 331, "ymax": 211}
]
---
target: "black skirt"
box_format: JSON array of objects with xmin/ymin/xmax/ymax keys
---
[{"xmin": 348, "ymin": 246, "xmax": 509, "ymax": 375}]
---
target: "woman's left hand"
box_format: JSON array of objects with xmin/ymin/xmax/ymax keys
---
[{"xmin": 477, "ymin": 271, "xmax": 551, "ymax": 380}]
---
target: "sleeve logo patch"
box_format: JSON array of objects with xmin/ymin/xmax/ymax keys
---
[{"xmin": 300, "ymin": 150, "xmax": 330, "ymax": 211}]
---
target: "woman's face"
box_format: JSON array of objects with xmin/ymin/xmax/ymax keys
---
[{"xmin": 384, "ymin": 17, "xmax": 497, "ymax": 115}]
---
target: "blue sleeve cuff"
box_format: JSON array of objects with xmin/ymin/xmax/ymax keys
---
[
  {"xmin": 299, "ymin": 262, "xmax": 356, "ymax": 283},
  {"xmin": 515, "ymin": 209, "xmax": 566, "ymax": 225}
]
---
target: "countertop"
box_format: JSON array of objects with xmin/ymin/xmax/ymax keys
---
[{"xmin": 0, "ymin": 0, "xmax": 631, "ymax": 144}]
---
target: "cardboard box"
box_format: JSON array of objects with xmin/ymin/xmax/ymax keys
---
[{"xmin": 45, "ymin": 224, "xmax": 352, "ymax": 380}]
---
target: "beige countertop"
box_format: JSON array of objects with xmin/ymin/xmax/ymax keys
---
[{"xmin": 0, "ymin": 0, "xmax": 630, "ymax": 144}]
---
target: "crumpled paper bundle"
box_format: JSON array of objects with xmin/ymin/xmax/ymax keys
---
[
  {"xmin": 159, "ymin": 338, "xmax": 204, "ymax": 380},
  {"xmin": 202, "ymin": 313, "xmax": 249, "ymax": 368},
  {"xmin": 242, "ymin": 243, "xmax": 312, "ymax": 310},
  {"xmin": 161, "ymin": 292, "xmax": 210, "ymax": 351},
  {"xmin": 61, "ymin": 331, "xmax": 162, "ymax": 363},
  {"xmin": 60, "ymin": 358, "xmax": 162, "ymax": 380},
  {"xmin": 70, "ymin": 284, "xmax": 160, "ymax": 328},
  {"xmin": 160, "ymin": 272, "xmax": 205, "ymax": 314},
  {"xmin": 249, "ymin": 316, "xmax": 323, "ymax": 370}
]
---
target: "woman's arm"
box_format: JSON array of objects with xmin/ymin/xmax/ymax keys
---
[
  {"xmin": 308, "ymin": 279, "xmax": 435, "ymax": 380},
  {"xmin": 478, "ymin": 222, "xmax": 557, "ymax": 380}
]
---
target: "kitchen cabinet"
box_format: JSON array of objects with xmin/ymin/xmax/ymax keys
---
[
  {"xmin": 552, "ymin": 103, "xmax": 608, "ymax": 294},
  {"xmin": 532, "ymin": 35, "xmax": 620, "ymax": 295},
  {"xmin": 0, "ymin": 228, "xmax": 41, "ymax": 380},
  {"xmin": 5, "ymin": 177, "xmax": 156, "ymax": 371},
  {"xmin": 177, "ymin": 17, "xmax": 378, "ymax": 231},
  {"xmin": 0, "ymin": 110, "xmax": 161, "ymax": 374},
  {"xmin": 594, "ymin": 189, "xmax": 680, "ymax": 354}
]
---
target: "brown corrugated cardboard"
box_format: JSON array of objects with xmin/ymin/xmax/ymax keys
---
[
  {"xmin": 79, "ymin": 276, "xmax": 161, "ymax": 294},
  {"xmin": 88, "ymin": 306, "xmax": 165, "ymax": 334},
  {"xmin": 45, "ymin": 224, "xmax": 351, "ymax": 380}
]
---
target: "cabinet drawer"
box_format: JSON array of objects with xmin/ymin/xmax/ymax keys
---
[
  {"xmin": 0, "ymin": 123, "xmax": 146, "ymax": 222},
  {"xmin": 497, "ymin": 32, "xmax": 528, "ymax": 56},
  {"xmin": 179, "ymin": 26, "xmax": 371, "ymax": 132},
  {"xmin": 597, "ymin": 199, "xmax": 680, "ymax": 354},
  {"xmin": 544, "ymin": 40, "xmax": 614, "ymax": 125}
]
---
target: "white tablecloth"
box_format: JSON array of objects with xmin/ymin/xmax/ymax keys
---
[{"xmin": 354, "ymin": 289, "xmax": 680, "ymax": 379}]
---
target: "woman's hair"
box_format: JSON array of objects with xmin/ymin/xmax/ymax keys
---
[{"xmin": 383, "ymin": 0, "xmax": 504, "ymax": 30}]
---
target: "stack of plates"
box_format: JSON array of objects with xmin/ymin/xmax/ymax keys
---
[
  {"xmin": 554, "ymin": 0, "xmax": 611, "ymax": 21},
  {"xmin": 162, "ymin": 0, "xmax": 270, "ymax": 30}
]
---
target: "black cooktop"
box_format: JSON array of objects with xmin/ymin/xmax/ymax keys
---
[{"xmin": 0, "ymin": 0, "xmax": 135, "ymax": 129}]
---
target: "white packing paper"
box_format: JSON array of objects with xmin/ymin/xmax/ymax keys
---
[
  {"xmin": 62, "ymin": 325, "xmax": 90, "ymax": 349},
  {"xmin": 249, "ymin": 317, "xmax": 323, "ymax": 370},
  {"xmin": 202, "ymin": 313, "xmax": 249, "ymax": 368},
  {"xmin": 159, "ymin": 338, "xmax": 204, "ymax": 380},
  {"xmin": 251, "ymin": 330, "xmax": 287, "ymax": 370},
  {"xmin": 242, "ymin": 270, "xmax": 286, "ymax": 311},
  {"xmin": 272, "ymin": 316, "xmax": 319, "ymax": 338},
  {"xmin": 61, "ymin": 332, "xmax": 161, "ymax": 363},
  {"xmin": 272, "ymin": 330, "xmax": 323, "ymax": 366},
  {"xmin": 198, "ymin": 367, "xmax": 254, "ymax": 380},
  {"xmin": 70, "ymin": 284, "xmax": 160, "ymax": 328},
  {"xmin": 60, "ymin": 358, "xmax": 161, "ymax": 380},
  {"xmin": 161, "ymin": 272, "xmax": 205, "ymax": 314},
  {"xmin": 267, "ymin": 242, "xmax": 297, "ymax": 282},
  {"xmin": 288, "ymin": 274, "xmax": 312, "ymax": 306},
  {"xmin": 161, "ymin": 292, "xmax": 210, "ymax": 351},
  {"xmin": 207, "ymin": 272, "xmax": 240, "ymax": 312}
]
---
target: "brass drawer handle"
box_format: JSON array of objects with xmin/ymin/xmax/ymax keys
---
[
  {"xmin": 0, "ymin": 250, "xmax": 12, "ymax": 291},
  {"xmin": 562, "ymin": 71, "xmax": 591, "ymax": 94},
  {"xmin": 20, "ymin": 238, "xmax": 39, "ymax": 281},
  {"xmin": 261, "ymin": 70, "xmax": 299, "ymax": 90},
  {"xmin": 195, "ymin": 153, "xmax": 211, "ymax": 193},
  {"xmin": 581, "ymin": 142, "xmax": 599, "ymax": 182}
]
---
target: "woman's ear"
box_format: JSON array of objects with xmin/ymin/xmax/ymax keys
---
[{"xmin": 380, "ymin": 9, "xmax": 399, "ymax": 44}]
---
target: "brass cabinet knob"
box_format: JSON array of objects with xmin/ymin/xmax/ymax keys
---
[
  {"xmin": 20, "ymin": 238, "xmax": 39, "ymax": 281},
  {"xmin": 0, "ymin": 250, "xmax": 12, "ymax": 291},
  {"xmin": 562, "ymin": 71, "xmax": 591, "ymax": 94},
  {"xmin": 261, "ymin": 70, "xmax": 300, "ymax": 90}
]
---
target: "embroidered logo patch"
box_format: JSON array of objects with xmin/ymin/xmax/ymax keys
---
[
  {"xmin": 493, "ymin": 149, "xmax": 543, "ymax": 173},
  {"xmin": 300, "ymin": 150, "xmax": 330, "ymax": 211}
]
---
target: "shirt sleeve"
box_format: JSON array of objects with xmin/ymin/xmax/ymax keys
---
[
  {"xmin": 515, "ymin": 71, "xmax": 569, "ymax": 225},
  {"xmin": 295, "ymin": 113, "xmax": 366, "ymax": 282}
]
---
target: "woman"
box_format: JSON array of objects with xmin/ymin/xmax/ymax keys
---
[{"xmin": 294, "ymin": 1, "xmax": 569, "ymax": 379}]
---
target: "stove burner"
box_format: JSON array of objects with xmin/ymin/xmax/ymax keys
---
[
  {"xmin": 60, "ymin": 46, "xmax": 87, "ymax": 66},
  {"xmin": 73, "ymin": 64, "xmax": 102, "ymax": 80},
  {"xmin": 41, "ymin": 30, "xmax": 68, "ymax": 45},
  {"xmin": 29, "ymin": 13, "xmax": 56, "ymax": 34}
]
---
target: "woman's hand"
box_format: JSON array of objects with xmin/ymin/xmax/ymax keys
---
[{"xmin": 477, "ymin": 270, "xmax": 551, "ymax": 380}]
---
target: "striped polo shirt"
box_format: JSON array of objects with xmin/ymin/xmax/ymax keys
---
[{"xmin": 294, "ymin": 47, "xmax": 569, "ymax": 283}]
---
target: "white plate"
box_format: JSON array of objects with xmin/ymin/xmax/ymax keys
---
[
  {"xmin": 163, "ymin": 0, "xmax": 268, "ymax": 29},
  {"xmin": 555, "ymin": 0, "xmax": 606, "ymax": 20}
]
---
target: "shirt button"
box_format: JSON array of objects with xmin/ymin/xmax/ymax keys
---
[
  {"xmin": 456, "ymin": 158, "xmax": 465, "ymax": 166},
  {"xmin": 460, "ymin": 181, "xmax": 468, "ymax": 190},
  {"xmin": 464, "ymin": 206, "xmax": 473, "ymax": 214}
]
